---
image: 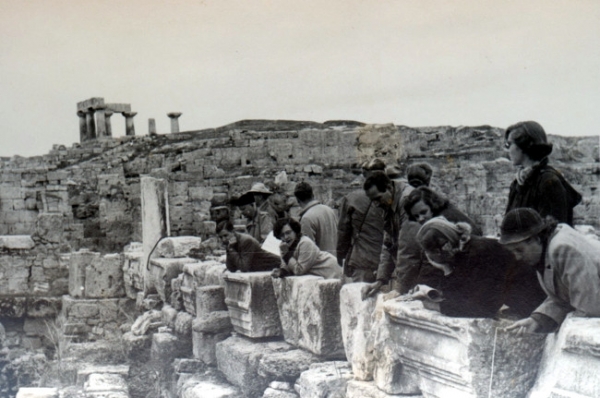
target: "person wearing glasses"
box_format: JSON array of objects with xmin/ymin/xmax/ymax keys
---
[{"xmin": 504, "ymin": 121, "xmax": 581, "ymax": 226}]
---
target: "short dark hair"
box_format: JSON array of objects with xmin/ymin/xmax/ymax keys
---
[
  {"xmin": 505, "ymin": 121, "xmax": 553, "ymax": 161},
  {"xmin": 404, "ymin": 187, "xmax": 449, "ymax": 219},
  {"xmin": 216, "ymin": 220, "xmax": 234, "ymax": 233},
  {"xmin": 273, "ymin": 217, "xmax": 302, "ymax": 239},
  {"xmin": 363, "ymin": 171, "xmax": 390, "ymax": 193},
  {"xmin": 294, "ymin": 182, "xmax": 314, "ymax": 202}
]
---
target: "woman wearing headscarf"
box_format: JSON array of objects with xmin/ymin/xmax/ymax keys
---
[
  {"xmin": 504, "ymin": 121, "xmax": 581, "ymax": 225},
  {"xmin": 500, "ymin": 208, "xmax": 600, "ymax": 334},
  {"xmin": 271, "ymin": 218, "xmax": 342, "ymax": 280},
  {"xmin": 415, "ymin": 217, "xmax": 513, "ymax": 318},
  {"xmin": 390, "ymin": 187, "xmax": 483, "ymax": 294}
]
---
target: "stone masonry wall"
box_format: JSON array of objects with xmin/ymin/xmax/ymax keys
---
[{"xmin": 0, "ymin": 120, "xmax": 598, "ymax": 254}]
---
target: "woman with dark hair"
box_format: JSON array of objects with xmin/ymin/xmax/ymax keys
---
[
  {"xmin": 271, "ymin": 218, "xmax": 342, "ymax": 280},
  {"xmin": 403, "ymin": 187, "xmax": 482, "ymax": 234},
  {"xmin": 415, "ymin": 217, "xmax": 513, "ymax": 318},
  {"xmin": 504, "ymin": 121, "xmax": 581, "ymax": 225},
  {"xmin": 500, "ymin": 208, "xmax": 600, "ymax": 334}
]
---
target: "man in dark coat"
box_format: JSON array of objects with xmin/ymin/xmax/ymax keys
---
[{"xmin": 218, "ymin": 222, "xmax": 281, "ymax": 272}]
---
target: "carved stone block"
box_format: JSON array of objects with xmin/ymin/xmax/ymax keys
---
[
  {"xmin": 84, "ymin": 253, "xmax": 125, "ymax": 298},
  {"xmin": 294, "ymin": 361, "xmax": 353, "ymax": 398},
  {"xmin": 149, "ymin": 257, "xmax": 196, "ymax": 302},
  {"xmin": 223, "ymin": 271, "xmax": 281, "ymax": 338}
]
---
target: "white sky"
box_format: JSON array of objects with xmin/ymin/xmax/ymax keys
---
[{"xmin": 1, "ymin": 0, "xmax": 599, "ymax": 157}]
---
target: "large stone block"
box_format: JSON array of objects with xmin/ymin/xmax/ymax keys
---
[
  {"xmin": 196, "ymin": 285, "xmax": 227, "ymax": 317},
  {"xmin": 258, "ymin": 349, "xmax": 321, "ymax": 382},
  {"xmin": 85, "ymin": 253, "xmax": 125, "ymax": 298},
  {"xmin": 0, "ymin": 235, "xmax": 35, "ymax": 250},
  {"xmin": 149, "ymin": 257, "xmax": 196, "ymax": 302},
  {"xmin": 339, "ymin": 283, "xmax": 378, "ymax": 380},
  {"xmin": 373, "ymin": 300, "xmax": 546, "ymax": 397},
  {"xmin": 83, "ymin": 373, "xmax": 128, "ymax": 396},
  {"xmin": 15, "ymin": 388, "xmax": 58, "ymax": 398},
  {"xmin": 69, "ymin": 250, "xmax": 101, "ymax": 298},
  {"xmin": 294, "ymin": 361, "xmax": 353, "ymax": 398},
  {"xmin": 346, "ymin": 380, "xmax": 422, "ymax": 398},
  {"xmin": 528, "ymin": 315, "xmax": 600, "ymax": 398},
  {"xmin": 216, "ymin": 335, "xmax": 293, "ymax": 398},
  {"xmin": 151, "ymin": 331, "xmax": 192, "ymax": 367},
  {"xmin": 263, "ymin": 381, "xmax": 299, "ymax": 398},
  {"xmin": 156, "ymin": 236, "xmax": 203, "ymax": 258},
  {"xmin": 179, "ymin": 374, "xmax": 240, "ymax": 398},
  {"xmin": 273, "ymin": 276, "xmax": 344, "ymax": 357},
  {"xmin": 192, "ymin": 329, "xmax": 230, "ymax": 365},
  {"xmin": 223, "ymin": 271, "xmax": 282, "ymax": 338}
]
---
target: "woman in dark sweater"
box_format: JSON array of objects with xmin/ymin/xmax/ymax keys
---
[
  {"xmin": 416, "ymin": 217, "xmax": 522, "ymax": 318},
  {"xmin": 504, "ymin": 121, "xmax": 581, "ymax": 226}
]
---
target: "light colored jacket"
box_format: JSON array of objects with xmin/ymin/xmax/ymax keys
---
[
  {"xmin": 282, "ymin": 236, "xmax": 342, "ymax": 280},
  {"xmin": 299, "ymin": 200, "xmax": 338, "ymax": 256},
  {"xmin": 534, "ymin": 224, "xmax": 600, "ymax": 325}
]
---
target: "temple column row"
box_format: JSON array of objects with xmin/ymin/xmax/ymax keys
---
[{"xmin": 78, "ymin": 109, "xmax": 138, "ymax": 142}]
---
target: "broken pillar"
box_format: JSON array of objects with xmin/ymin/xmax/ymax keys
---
[
  {"xmin": 123, "ymin": 111, "xmax": 137, "ymax": 136},
  {"xmin": 167, "ymin": 112, "xmax": 182, "ymax": 133},
  {"xmin": 149, "ymin": 118, "xmax": 156, "ymax": 135},
  {"xmin": 77, "ymin": 110, "xmax": 87, "ymax": 142},
  {"xmin": 223, "ymin": 271, "xmax": 282, "ymax": 338},
  {"xmin": 272, "ymin": 276, "xmax": 344, "ymax": 357},
  {"xmin": 141, "ymin": 176, "xmax": 169, "ymax": 294}
]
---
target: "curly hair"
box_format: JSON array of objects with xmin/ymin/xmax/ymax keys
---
[
  {"xmin": 404, "ymin": 187, "xmax": 449, "ymax": 219},
  {"xmin": 273, "ymin": 217, "xmax": 302, "ymax": 240}
]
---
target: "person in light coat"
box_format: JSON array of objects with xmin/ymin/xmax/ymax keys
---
[
  {"xmin": 500, "ymin": 208, "xmax": 600, "ymax": 333},
  {"xmin": 271, "ymin": 218, "xmax": 342, "ymax": 280},
  {"xmin": 294, "ymin": 182, "xmax": 338, "ymax": 256}
]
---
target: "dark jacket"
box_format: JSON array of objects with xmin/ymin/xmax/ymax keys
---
[
  {"xmin": 384, "ymin": 202, "xmax": 482, "ymax": 291},
  {"xmin": 506, "ymin": 158, "xmax": 581, "ymax": 226},
  {"xmin": 438, "ymin": 236, "xmax": 511, "ymax": 318},
  {"xmin": 337, "ymin": 189, "xmax": 385, "ymax": 271},
  {"xmin": 225, "ymin": 232, "xmax": 281, "ymax": 272}
]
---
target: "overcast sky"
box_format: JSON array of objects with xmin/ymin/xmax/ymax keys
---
[{"xmin": 1, "ymin": 0, "xmax": 599, "ymax": 157}]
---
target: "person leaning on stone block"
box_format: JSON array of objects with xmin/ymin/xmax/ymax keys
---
[
  {"xmin": 500, "ymin": 208, "xmax": 600, "ymax": 334},
  {"xmin": 271, "ymin": 218, "xmax": 342, "ymax": 280},
  {"xmin": 218, "ymin": 221, "xmax": 281, "ymax": 273}
]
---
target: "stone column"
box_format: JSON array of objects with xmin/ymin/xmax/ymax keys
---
[
  {"xmin": 95, "ymin": 106, "xmax": 107, "ymax": 137},
  {"xmin": 148, "ymin": 118, "xmax": 157, "ymax": 135},
  {"xmin": 141, "ymin": 176, "xmax": 170, "ymax": 294},
  {"xmin": 123, "ymin": 111, "xmax": 137, "ymax": 136},
  {"xmin": 167, "ymin": 112, "xmax": 182, "ymax": 133},
  {"xmin": 104, "ymin": 111, "xmax": 114, "ymax": 137},
  {"xmin": 77, "ymin": 110, "xmax": 87, "ymax": 142},
  {"xmin": 85, "ymin": 109, "xmax": 96, "ymax": 139}
]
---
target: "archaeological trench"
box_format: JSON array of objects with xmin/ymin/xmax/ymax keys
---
[{"xmin": 1, "ymin": 98, "xmax": 600, "ymax": 398}]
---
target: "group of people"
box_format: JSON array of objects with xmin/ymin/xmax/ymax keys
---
[{"xmin": 216, "ymin": 120, "xmax": 600, "ymax": 333}]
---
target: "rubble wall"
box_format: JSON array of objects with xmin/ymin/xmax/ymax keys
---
[{"xmin": 0, "ymin": 120, "xmax": 598, "ymax": 253}]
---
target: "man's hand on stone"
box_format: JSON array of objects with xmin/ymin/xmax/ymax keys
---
[
  {"xmin": 504, "ymin": 317, "xmax": 540, "ymax": 335},
  {"xmin": 361, "ymin": 281, "xmax": 383, "ymax": 300}
]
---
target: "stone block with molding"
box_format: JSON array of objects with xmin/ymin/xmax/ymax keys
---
[
  {"xmin": 223, "ymin": 271, "xmax": 282, "ymax": 338},
  {"xmin": 527, "ymin": 314, "xmax": 600, "ymax": 398},
  {"xmin": 273, "ymin": 276, "xmax": 344, "ymax": 357},
  {"xmin": 372, "ymin": 300, "xmax": 546, "ymax": 397}
]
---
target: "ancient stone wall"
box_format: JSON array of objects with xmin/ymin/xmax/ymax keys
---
[{"xmin": 0, "ymin": 120, "xmax": 598, "ymax": 255}]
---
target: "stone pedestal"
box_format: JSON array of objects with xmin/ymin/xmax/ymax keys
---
[
  {"xmin": 294, "ymin": 361, "xmax": 353, "ymax": 398},
  {"xmin": 373, "ymin": 300, "xmax": 546, "ymax": 397},
  {"xmin": 141, "ymin": 176, "xmax": 169, "ymax": 294},
  {"xmin": 340, "ymin": 283, "xmax": 379, "ymax": 380},
  {"xmin": 68, "ymin": 250, "xmax": 125, "ymax": 299},
  {"xmin": 527, "ymin": 314, "xmax": 600, "ymax": 398},
  {"xmin": 223, "ymin": 271, "xmax": 282, "ymax": 338},
  {"xmin": 272, "ymin": 276, "xmax": 344, "ymax": 357},
  {"xmin": 216, "ymin": 335, "xmax": 293, "ymax": 398},
  {"xmin": 149, "ymin": 257, "xmax": 196, "ymax": 302}
]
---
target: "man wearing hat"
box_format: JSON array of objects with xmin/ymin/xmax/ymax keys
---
[
  {"xmin": 500, "ymin": 208, "xmax": 600, "ymax": 334},
  {"xmin": 243, "ymin": 182, "xmax": 276, "ymax": 243},
  {"xmin": 337, "ymin": 158, "xmax": 387, "ymax": 282}
]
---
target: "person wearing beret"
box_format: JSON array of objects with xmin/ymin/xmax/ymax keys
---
[{"xmin": 504, "ymin": 121, "xmax": 581, "ymax": 226}]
